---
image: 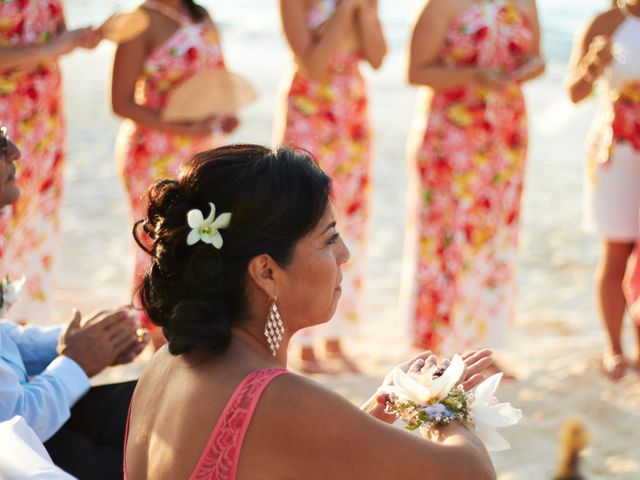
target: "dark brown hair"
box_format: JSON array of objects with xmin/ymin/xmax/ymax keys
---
[{"xmin": 134, "ymin": 145, "xmax": 331, "ymax": 355}]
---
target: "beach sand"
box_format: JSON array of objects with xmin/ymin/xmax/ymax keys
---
[{"xmin": 46, "ymin": 1, "xmax": 640, "ymax": 478}]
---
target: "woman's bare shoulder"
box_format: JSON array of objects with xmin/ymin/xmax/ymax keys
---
[{"xmin": 583, "ymin": 8, "xmax": 625, "ymax": 39}]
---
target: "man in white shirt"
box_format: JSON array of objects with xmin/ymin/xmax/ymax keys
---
[{"xmin": 0, "ymin": 127, "xmax": 149, "ymax": 479}]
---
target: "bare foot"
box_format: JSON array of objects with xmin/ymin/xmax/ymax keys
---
[
  {"xmin": 325, "ymin": 351, "xmax": 361, "ymax": 374},
  {"xmin": 324, "ymin": 340, "xmax": 361, "ymax": 374},
  {"xmin": 293, "ymin": 346, "xmax": 335, "ymax": 375},
  {"xmin": 600, "ymin": 353, "xmax": 627, "ymax": 381}
]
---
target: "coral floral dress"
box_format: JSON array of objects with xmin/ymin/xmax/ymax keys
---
[
  {"xmin": 0, "ymin": 0, "xmax": 66, "ymax": 324},
  {"xmin": 404, "ymin": 0, "xmax": 532, "ymax": 353},
  {"xmin": 115, "ymin": 3, "xmax": 226, "ymax": 324},
  {"xmin": 273, "ymin": 0, "xmax": 372, "ymax": 344}
]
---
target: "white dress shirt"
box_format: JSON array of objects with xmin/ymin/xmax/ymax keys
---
[{"xmin": 0, "ymin": 321, "xmax": 90, "ymax": 441}]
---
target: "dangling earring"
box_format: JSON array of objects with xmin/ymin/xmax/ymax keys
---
[{"xmin": 264, "ymin": 296, "xmax": 285, "ymax": 357}]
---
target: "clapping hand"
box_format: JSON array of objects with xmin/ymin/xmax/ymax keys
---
[{"xmin": 57, "ymin": 307, "xmax": 149, "ymax": 377}]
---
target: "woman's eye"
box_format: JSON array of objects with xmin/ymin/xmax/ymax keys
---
[{"xmin": 328, "ymin": 233, "xmax": 339, "ymax": 245}]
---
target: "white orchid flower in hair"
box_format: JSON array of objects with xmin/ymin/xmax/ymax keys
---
[{"xmin": 186, "ymin": 202, "xmax": 232, "ymax": 248}]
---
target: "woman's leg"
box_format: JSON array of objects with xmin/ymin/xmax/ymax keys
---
[{"xmin": 596, "ymin": 240, "xmax": 634, "ymax": 379}]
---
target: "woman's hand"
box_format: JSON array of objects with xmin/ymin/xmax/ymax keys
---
[
  {"xmin": 580, "ymin": 35, "xmax": 613, "ymax": 81},
  {"xmin": 53, "ymin": 27, "xmax": 102, "ymax": 57},
  {"xmin": 473, "ymin": 68, "xmax": 512, "ymax": 90},
  {"xmin": 167, "ymin": 116, "xmax": 219, "ymax": 135},
  {"xmin": 220, "ymin": 115, "xmax": 240, "ymax": 134},
  {"xmin": 362, "ymin": 349, "xmax": 493, "ymax": 423}
]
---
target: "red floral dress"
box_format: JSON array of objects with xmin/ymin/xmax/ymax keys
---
[
  {"xmin": 273, "ymin": 0, "xmax": 372, "ymax": 343},
  {"xmin": 404, "ymin": 1, "xmax": 532, "ymax": 353},
  {"xmin": 0, "ymin": 0, "xmax": 66, "ymax": 323},
  {"xmin": 115, "ymin": 12, "xmax": 227, "ymax": 323}
]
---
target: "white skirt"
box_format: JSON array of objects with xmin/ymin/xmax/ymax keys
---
[{"xmin": 584, "ymin": 142, "xmax": 640, "ymax": 241}]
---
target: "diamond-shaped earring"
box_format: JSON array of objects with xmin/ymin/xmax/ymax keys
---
[{"xmin": 264, "ymin": 297, "xmax": 285, "ymax": 357}]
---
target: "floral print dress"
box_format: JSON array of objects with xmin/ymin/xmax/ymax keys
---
[
  {"xmin": 273, "ymin": 0, "xmax": 372, "ymax": 344},
  {"xmin": 0, "ymin": 0, "xmax": 66, "ymax": 324},
  {"xmin": 404, "ymin": 1, "xmax": 532, "ymax": 353},
  {"xmin": 115, "ymin": 6, "xmax": 226, "ymax": 320}
]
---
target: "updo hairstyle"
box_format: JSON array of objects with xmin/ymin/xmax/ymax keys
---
[{"xmin": 134, "ymin": 144, "xmax": 331, "ymax": 355}]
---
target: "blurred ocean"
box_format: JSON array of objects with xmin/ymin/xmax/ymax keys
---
[{"xmin": 56, "ymin": 0, "xmax": 615, "ymax": 340}]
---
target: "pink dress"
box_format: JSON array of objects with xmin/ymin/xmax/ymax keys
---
[
  {"xmin": 404, "ymin": 1, "xmax": 532, "ymax": 353},
  {"xmin": 0, "ymin": 0, "xmax": 67, "ymax": 323},
  {"xmin": 115, "ymin": 4, "xmax": 226, "ymax": 327},
  {"xmin": 123, "ymin": 368, "xmax": 289, "ymax": 480},
  {"xmin": 273, "ymin": 0, "xmax": 372, "ymax": 344}
]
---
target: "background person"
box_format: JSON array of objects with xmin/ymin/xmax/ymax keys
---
[
  {"xmin": 403, "ymin": 0, "xmax": 544, "ymax": 358},
  {"xmin": 0, "ymin": 128, "xmax": 149, "ymax": 479},
  {"xmin": 565, "ymin": 0, "xmax": 640, "ymax": 380},
  {"xmin": 273, "ymin": 0, "xmax": 387, "ymax": 374},
  {"xmin": 111, "ymin": 0, "xmax": 239, "ymax": 349},
  {"xmin": 0, "ymin": 0, "xmax": 101, "ymax": 325}
]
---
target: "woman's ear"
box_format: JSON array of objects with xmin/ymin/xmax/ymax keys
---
[{"xmin": 247, "ymin": 254, "xmax": 279, "ymax": 298}]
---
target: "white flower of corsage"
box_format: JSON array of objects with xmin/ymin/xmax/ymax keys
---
[
  {"xmin": 0, "ymin": 276, "xmax": 25, "ymax": 318},
  {"xmin": 383, "ymin": 354, "xmax": 465, "ymax": 404},
  {"xmin": 379, "ymin": 355, "xmax": 522, "ymax": 452},
  {"xmin": 468, "ymin": 372, "xmax": 522, "ymax": 451},
  {"xmin": 186, "ymin": 202, "xmax": 232, "ymax": 248}
]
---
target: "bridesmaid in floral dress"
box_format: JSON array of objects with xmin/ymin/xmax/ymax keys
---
[
  {"xmin": 112, "ymin": 0, "xmax": 238, "ymax": 347},
  {"xmin": 273, "ymin": 0, "xmax": 387, "ymax": 373},
  {"xmin": 566, "ymin": 0, "xmax": 640, "ymax": 379},
  {"xmin": 404, "ymin": 0, "xmax": 544, "ymax": 356},
  {"xmin": 0, "ymin": 1, "xmax": 100, "ymax": 324}
]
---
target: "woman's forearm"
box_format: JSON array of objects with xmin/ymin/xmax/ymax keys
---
[
  {"xmin": 408, "ymin": 65, "xmax": 479, "ymax": 90},
  {"xmin": 0, "ymin": 43, "xmax": 58, "ymax": 70},
  {"xmin": 423, "ymin": 423, "xmax": 497, "ymax": 480},
  {"xmin": 566, "ymin": 62, "xmax": 596, "ymax": 104},
  {"xmin": 356, "ymin": 8, "xmax": 387, "ymax": 69},
  {"xmin": 112, "ymin": 100, "xmax": 177, "ymax": 133}
]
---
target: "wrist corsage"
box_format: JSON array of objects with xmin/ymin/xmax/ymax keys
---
[
  {"xmin": 379, "ymin": 355, "xmax": 522, "ymax": 451},
  {"xmin": 0, "ymin": 276, "xmax": 25, "ymax": 317}
]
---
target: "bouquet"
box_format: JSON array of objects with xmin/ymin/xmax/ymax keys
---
[
  {"xmin": 379, "ymin": 355, "xmax": 521, "ymax": 451},
  {"xmin": 0, "ymin": 276, "xmax": 25, "ymax": 318}
]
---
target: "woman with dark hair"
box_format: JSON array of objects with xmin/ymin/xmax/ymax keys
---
[
  {"xmin": 566, "ymin": 0, "xmax": 640, "ymax": 379},
  {"xmin": 111, "ymin": 0, "xmax": 239, "ymax": 348},
  {"xmin": 0, "ymin": 0, "xmax": 101, "ymax": 324},
  {"xmin": 123, "ymin": 144, "xmax": 497, "ymax": 480}
]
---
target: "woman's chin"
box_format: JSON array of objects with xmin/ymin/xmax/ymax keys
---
[{"xmin": 0, "ymin": 186, "xmax": 20, "ymax": 208}]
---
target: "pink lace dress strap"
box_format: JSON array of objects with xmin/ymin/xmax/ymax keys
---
[
  {"xmin": 190, "ymin": 368, "xmax": 290, "ymax": 480},
  {"xmin": 122, "ymin": 368, "xmax": 289, "ymax": 480}
]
